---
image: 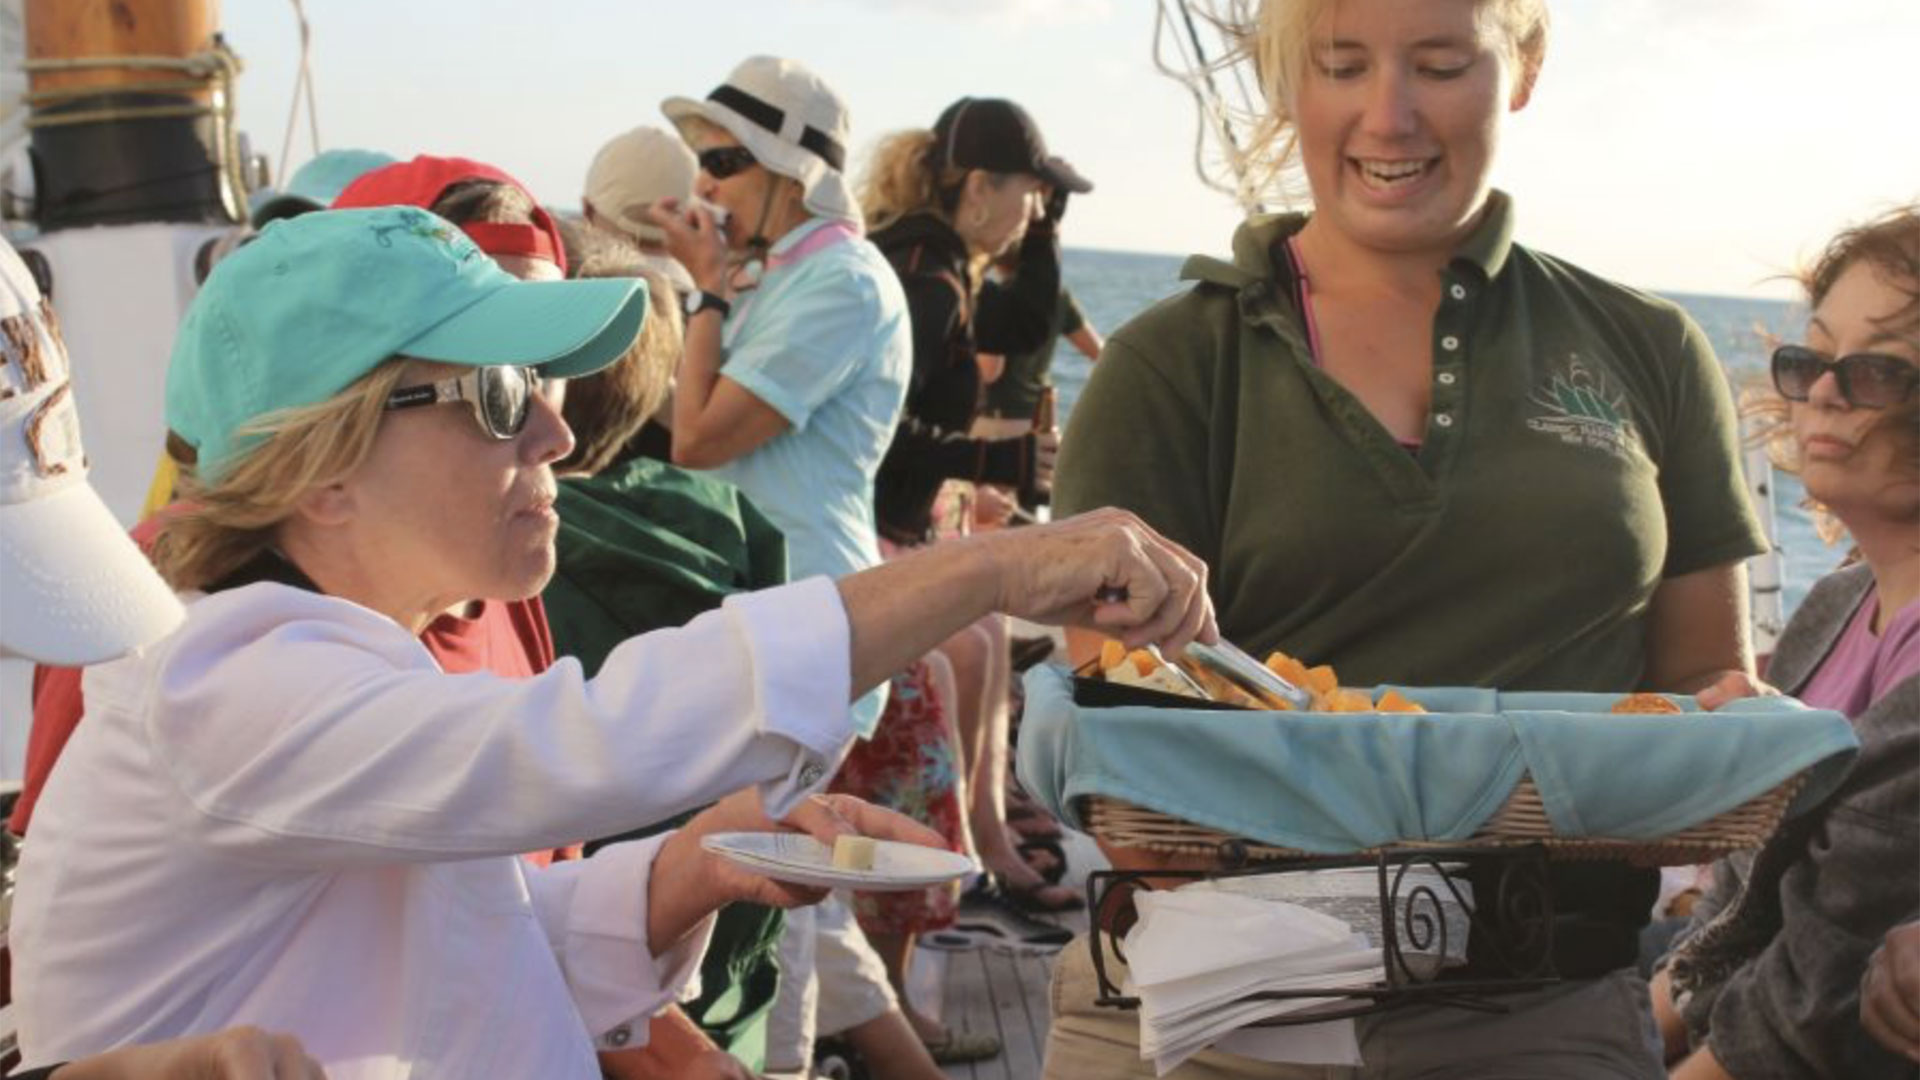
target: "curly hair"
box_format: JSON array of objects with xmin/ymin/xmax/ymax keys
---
[
  {"xmin": 1743, "ymin": 204, "xmax": 1920, "ymax": 542},
  {"xmin": 858, "ymin": 129, "xmax": 970, "ymax": 233}
]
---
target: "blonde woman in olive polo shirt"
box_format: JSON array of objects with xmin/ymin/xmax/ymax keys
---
[{"xmin": 1047, "ymin": 0, "xmax": 1768, "ymax": 1077}]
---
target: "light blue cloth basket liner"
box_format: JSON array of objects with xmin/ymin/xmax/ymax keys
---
[{"xmin": 1016, "ymin": 665, "xmax": 1860, "ymax": 855}]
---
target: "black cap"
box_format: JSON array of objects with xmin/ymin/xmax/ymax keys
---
[{"xmin": 933, "ymin": 98, "xmax": 1093, "ymax": 195}]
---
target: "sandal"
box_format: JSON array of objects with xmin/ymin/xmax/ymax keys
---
[
  {"xmin": 922, "ymin": 1027, "xmax": 1003, "ymax": 1064},
  {"xmin": 1018, "ymin": 837, "xmax": 1067, "ymax": 886},
  {"xmin": 1005, "ymin": 799, "xmax": 1064, "ymax": 842},
  {"xmin": 1000, "ymin": 870, "xmax": 1084, "ymax": 913}
]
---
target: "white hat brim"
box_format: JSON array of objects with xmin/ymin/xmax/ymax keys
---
[
  {"xmin": 0, "ymin": 478, "xmax": 184, "ymax": 665},
  {"xmin": 662, "ymin": 96, "xmax": 860, "ymax": 226}
]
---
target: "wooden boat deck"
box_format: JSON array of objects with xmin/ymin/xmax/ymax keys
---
[{"xmin": 910, "ymin": 830, "xmax": 1106, "ymax": 1080}]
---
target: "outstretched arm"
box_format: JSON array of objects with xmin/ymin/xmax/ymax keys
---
[{"xmin": 836, "ymin": 507, "xmax": 1214, "ymax": 694}]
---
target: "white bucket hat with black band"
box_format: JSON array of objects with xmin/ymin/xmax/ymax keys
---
[{"xmin": 662, "ymin": 56, "xmax": 859, "ymax": 226}]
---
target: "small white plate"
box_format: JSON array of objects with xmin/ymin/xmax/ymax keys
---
[{"xmin": 700, "ymin": 832, "xmax": 977, "ymax": 891}]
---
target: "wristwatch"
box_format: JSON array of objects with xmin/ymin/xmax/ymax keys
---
[{"xmin": 684, "ymin": 289, "xmax": 731, "ymax": 320}]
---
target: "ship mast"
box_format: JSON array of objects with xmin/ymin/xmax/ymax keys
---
[{"xmin": 21, "ymin": 0, "xmax": 243, "ymax": 232}]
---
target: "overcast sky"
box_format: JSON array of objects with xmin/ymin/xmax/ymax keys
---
[{"xmin": 221, "ymin": 0, "xmax": 1918, "ymax": 299}]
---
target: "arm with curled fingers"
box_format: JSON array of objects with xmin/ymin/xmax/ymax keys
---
[
  {"xmin": 1862, "ymin": 920, "xmax": 1920, "ymax": 1064},
  {"xmin": 642, "ymin": 197, "xmax": 792, "ymax": 469},
  {"xmin": 835, "ymin": 507, "xmax": 1216, "ymax": 697}
]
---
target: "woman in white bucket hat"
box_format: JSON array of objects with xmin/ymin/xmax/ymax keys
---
[
  {"xmin": 653, "ymin": 57, "xmax": 976, "ymax": 1076},
  {"xmin": 660, "ymin": 55, "xmax": 860, "ymax": 238},
  {"xmin": 651, "ymin": 55, "xmax": 905, "ymax": 596}
]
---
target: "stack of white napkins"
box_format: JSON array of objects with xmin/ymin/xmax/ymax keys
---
[{"xmin": 1122, "ymin": 888, "xmax": 1380, "ymax": 1074}]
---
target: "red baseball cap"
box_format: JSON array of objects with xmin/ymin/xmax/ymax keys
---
[{"xmin": 332, "ymin": 154, "xmax": 567, "ymax": 274}]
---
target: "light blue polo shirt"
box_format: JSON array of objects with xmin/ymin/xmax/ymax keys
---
[{"xmin": 712, "ymin": 218, "xmax": 911, "ymax": 732}]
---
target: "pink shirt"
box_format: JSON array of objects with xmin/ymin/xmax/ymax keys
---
[{"xmin": 1796, "ymin": 591, "xmax": 1920, "ymax": 718}]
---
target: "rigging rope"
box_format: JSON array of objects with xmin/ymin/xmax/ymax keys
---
[
  {"xmin": 1152, "ymin": 0, "xmax": 1265, "ymax": 215},
  {"xmin": 276, "ymin": 0, "xmax": 321, "ymax": 185}
]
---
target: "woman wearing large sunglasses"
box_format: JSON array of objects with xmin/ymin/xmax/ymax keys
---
[
  {"xmin": 7, "ymin": 206, "xmax": 1215, "ymax": 1080},
  {"xmin": 1651, "ymin": 205, "xmax": 1919, "ymax": 1080}
]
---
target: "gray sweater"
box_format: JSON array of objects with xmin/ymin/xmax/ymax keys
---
[{"xmin": 1670, "ymin": 563, "xmax": 1919, "ymax": 1078}]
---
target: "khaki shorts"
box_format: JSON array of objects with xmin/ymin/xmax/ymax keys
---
[
  {"xmin": 763, "ymin": 893, "xmax": 898, "ymax": 1073},
  {"xmin": 1044, "ymin": 934, "xmax": 1665, "ymax": 1079}
]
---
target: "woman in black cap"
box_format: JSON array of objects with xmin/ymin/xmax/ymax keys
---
[
  {"xmin": 841, "ymin": 98, "xmax": 1095, "ymax": 1036},
  {"xmin": 863, "ymin": 96, "xmax": 1091, "ymax": 551}
]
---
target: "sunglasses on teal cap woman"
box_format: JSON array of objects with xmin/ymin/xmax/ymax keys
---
[{"xmin": 384, "ymin": 363, "xmax": 544, "ymax": 440}]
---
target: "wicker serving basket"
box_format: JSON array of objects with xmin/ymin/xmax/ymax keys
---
[{"xmin": 1081, "ymin": 772, "xmax": 1806, "ymax": 867}]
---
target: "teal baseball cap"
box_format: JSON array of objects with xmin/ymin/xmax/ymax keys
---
[
  {"xmin": 250, "ymin": 148, "xmax": 398, "ymax": 227},
  {"xmin": 166, "ymin": 205, "xmax": 648, "ymax": 481}
]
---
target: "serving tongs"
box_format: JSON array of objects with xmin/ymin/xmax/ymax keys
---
[
  {"xmin": 1182, "ymin": 639, "xmax": 1315, "ymax": 711},
  {"xmin": 1088, "ymin": 583, "xmax": 1305, "ymax": 707},
  {"xmin": 1139, "ymin": 644, "xmax": 1214, "ymax": 700}
]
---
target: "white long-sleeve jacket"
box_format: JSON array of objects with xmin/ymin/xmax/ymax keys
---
[{"xmin": 12, "ymin": 576, "xmax": 854, "ymax": 1079}]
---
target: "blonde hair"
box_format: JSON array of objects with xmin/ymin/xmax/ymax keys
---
[
  {"xmin": 860, "ymin": 129, "xmax": 1028, "ymax": 289},
  {"xmin": 1743, "ymin": 204, "xmax": 1920, "ymax": 543},
  {"xmin": 859, "ymin": 129, "xmax": 970, "ymax": 234},
  {"xmin": 556, "ymin": 267, "xmax": 683, "ymax": 476},
  {"xmin": 1207, "ymin": 0, "xmax": 1549, "ymax": 207},
  {"xmin": 153, "ymin": 360, "xmax": 412, "ymax": 591}
]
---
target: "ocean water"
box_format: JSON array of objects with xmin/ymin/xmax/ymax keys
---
[{"xmin": 1054, "ymin": 246, "xmax": 1841, "ymax": 618}]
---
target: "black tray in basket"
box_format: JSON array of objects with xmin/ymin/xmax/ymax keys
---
[{"xmin": 1071, "ymin": 674, "xmax": 1249, "ymax": 713}]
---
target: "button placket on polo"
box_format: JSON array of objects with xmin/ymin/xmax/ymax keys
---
[
  {"xmin": 1257, "ymin": 275, "xmax": 1433, "ymax": 505},
  {"xmin": 1428, "ymin": 274, "xmax": 1472, "ymax": 453}
]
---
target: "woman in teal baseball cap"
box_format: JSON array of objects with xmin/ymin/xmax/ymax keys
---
[{"xmin": 8, "ymin": 204, "xmax": 1215, "ymax": 1080}]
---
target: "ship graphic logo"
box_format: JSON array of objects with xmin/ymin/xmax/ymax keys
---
[
  {"xmin": 1526, "ymin": 356, "xmax": 1642, "ymax": 459},
  {"xmin": 367, "ymin": 211, "xmax": 479, "ymax": 264}
]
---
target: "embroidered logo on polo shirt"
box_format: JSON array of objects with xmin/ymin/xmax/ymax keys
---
[{"xmin": 1526, "ymin": 357, "xmax": 1643, "ymax": 460}]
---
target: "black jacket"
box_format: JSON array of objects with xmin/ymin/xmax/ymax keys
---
[{"xmin": 869, "ymin": 212, "xmax": 1059, "ymax": 542}]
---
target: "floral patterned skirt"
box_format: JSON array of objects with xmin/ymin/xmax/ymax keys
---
[{"xmin": 830, "ymin": 658, "xmax": 968, "ymax": 935}]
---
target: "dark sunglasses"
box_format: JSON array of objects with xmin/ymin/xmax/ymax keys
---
[
  {"xmin": 698, "ymin": 145, "xmax": 758, "ymax": 181},
  {"xmin": 1771, "ymin": 344, "xmax": 1919, "ymax": 410},
  {"xmin": 384, "ymin": 364, "xmax": 541, "ymax": 440}
]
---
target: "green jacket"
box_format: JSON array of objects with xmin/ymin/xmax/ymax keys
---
[{"xmin": 545, "ymin": 457, "xmax": 789, "ymax": 1067}]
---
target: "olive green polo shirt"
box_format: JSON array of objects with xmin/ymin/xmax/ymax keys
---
[{"xmin": 1056, "ymin": 191, "xmax": 1766, "ymax": 692}]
